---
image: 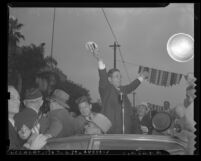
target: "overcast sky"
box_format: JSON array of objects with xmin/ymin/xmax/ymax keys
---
[{"xmin": 9, "ymin": 3, "xmax": 194, "ymax": 108}]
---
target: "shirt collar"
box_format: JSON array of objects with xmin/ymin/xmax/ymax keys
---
[{"xmin": 28, "ymin": 106, "xmax": 39, "ymax": 114}]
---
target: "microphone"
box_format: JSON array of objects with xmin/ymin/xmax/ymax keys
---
[{"xmin": 119, "ymin": 92, "xmax": 123, "ymax": 104}]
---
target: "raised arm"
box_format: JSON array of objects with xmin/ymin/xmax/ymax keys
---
[
  {"xmin": 98, "ymin": 60, "xmax": 110, "ymax": 92},
  {"xmin": 121, "ymin": 71, "xmax": 149, "ymax": 94},
  {"xmin": 90, "ymin": 45, "xmax": 110, "ymax": 93}
]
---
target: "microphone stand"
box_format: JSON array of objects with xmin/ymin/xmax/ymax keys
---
[{"xmin": 120, "ymin": 92, "xmax": 125, "ymax": 134}]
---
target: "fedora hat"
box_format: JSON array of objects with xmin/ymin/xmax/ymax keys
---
[
  {"xmin": 49, "ymin": 89, "xmax": 70, "ymax": 109},
  {"xmin": 24, "ymin": 88, "xmax": 43, "ymax": 102}
]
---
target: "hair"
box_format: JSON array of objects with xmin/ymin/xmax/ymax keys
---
[
  {"xmin": 75, "ymin": 95, "xmax": 90, "ymax": 105},
  {"xmin": 164, "ymin": 101, "xmax": 170, "ymax": 106},
  {"xmin": 107, "ymin": 68, "xmax": 120, "ymax": 78}
]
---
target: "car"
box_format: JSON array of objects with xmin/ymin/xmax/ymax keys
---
[{"xmin": 45, "ymin": 134, "xmax": 187, "ymax": 155}]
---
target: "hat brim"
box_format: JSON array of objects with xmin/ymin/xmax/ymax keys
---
[
  {"xmin": 48, "ymin": 97, "xmax": 70, "ymax": 109},
  {"xmin": 24, "ymin": 97, "xmax": 43, "ymax": 103}
]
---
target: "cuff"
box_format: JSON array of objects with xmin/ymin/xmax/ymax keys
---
[
  {"xmin": 98, "ymin": 60, "xmax": 106, "ymax": 70},
  {"xmin": 138, "ymin": 76, "xmax": 144, "ymax": 82}
]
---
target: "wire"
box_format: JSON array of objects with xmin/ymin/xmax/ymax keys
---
[
  {"xmin": 50, "ymin": 8, "xmax": 56, "ymax": 68},
  {"xmin": 101, "ymin": 8, "xmax": 188, "ymax": 80},
  {"xmin": 101, "ymin": 8, "xmax": 131, "ymax": 83},
  {"xmin": 101, "ymin": 8, "xmax": 118, "ymax": 42}
]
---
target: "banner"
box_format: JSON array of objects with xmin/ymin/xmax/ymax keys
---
[{"xmin": 138, "ymin": 66, "xmax": 183, "ymax": 87}]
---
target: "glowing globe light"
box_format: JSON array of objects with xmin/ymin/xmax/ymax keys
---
[{"xmin": 167, "ymin": 33, "xmax": 194, "ymax": 62}]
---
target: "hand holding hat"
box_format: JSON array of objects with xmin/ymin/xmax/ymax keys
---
[
  {"xmin": 85, "ymin": 41, "xmax": 101, "ymax": 60},
  {"xmin": 89, "ymin": 113, "xmax": 112, "ymax": 133}
]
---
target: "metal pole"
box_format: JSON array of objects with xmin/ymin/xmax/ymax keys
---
[
  {"xmin": 50, "ymin": 8, "xmax": 56, "ymax": 69},
  {"xmin": 122, "ymin": 104, "xmax": 125, "ymax": 134},
  {"xmin": 120, "ymin": 92, "xmax": 125, "ymax": 134}
]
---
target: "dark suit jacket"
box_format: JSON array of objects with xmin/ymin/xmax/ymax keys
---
[
  {"xmin": 8, "ymin": 121, "xmax": 26, "ymax": 150},
  {"xmin": 99, "ymin": 68, "xmax": 141, "ymax": 134},
  {"xmin": 44, "ymin": 108, "xmax": 86, "ymax": 138}
]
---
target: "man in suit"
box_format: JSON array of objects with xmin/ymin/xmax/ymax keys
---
[
  {"xmin": 43, "ymin": 89, "xmax": 86, "ymax": 138},
  {"xmin": 90, "ymin": 46, "xmax": 149, "ymax": 134},
  {"xmin": 8, "ymin": 85, "xmax": 47, "ymax": 150}
]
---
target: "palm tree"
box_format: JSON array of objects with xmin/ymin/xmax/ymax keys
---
[
  {"xmin": 9, "ymin": 16, "xmax": 25, "ymax": 48},
  {"xmin": 44, "ymin": 56, "xmax": 58, "ymax": 68},
  {"xmin": 8, "ymin": 16, "xmax": 25, "ymax": 94}
]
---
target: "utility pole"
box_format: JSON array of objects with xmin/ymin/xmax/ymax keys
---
[{"xmin": 109, "ymin": 41, "xmax": 120, "ymax": 69}]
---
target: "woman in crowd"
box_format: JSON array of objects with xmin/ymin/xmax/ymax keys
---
[
  {"xmin": 14, "ymin": 88, "xmax": 51, "ymax": 146},
  {"xmin": 132, "ymin": 102, "xmax": 152, "ymax": 135}
]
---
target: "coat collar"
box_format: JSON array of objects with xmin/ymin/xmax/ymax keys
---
[{"xmin": 9, "ymin": 118, "xmax": 15, "ymax": 127}]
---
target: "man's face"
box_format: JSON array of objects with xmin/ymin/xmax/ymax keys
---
[
  {"xmin": 37, "ymin": 78, "xmax": 48, "ymax": 92},
  {"xmin": 78, "ymin": 102, "xmax": 92, "ymax": 117},
  {"xmin": 18, "ymin": 124, "xmax": 32, "ymax": 140},
  {"xmin": 164, "ymin": 101, "xmax": 170, "ymax": 111},
  {"xmin": 109, "ymin": 71, "xmax": 121, "ymax": 88},
  {"xmin": 49, "ymin": 75, "xmax": 56, "ymax": 87},
  {"xmin": 187, "ymin": 88, "xmax": 196, "ymax": 100},
  {"xmin": 24, "ymin": 98, "xmax": 44, "ymax": 110},
  {"xmin": 175, "ymin": 105, "xmax": 185, "ymax": 118},
  {"xmin": 8, "ymin": 87, "xmax": 20, "ymax": 114},
  {"xmin": 50, "ymin": 101, "xmax": 63, "ymax": 111},
  {"xmin": 137, "ymin": 105, "xmax": 147, "ymax": 117}
]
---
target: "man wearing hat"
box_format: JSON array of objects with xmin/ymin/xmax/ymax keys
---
[
  {"xmin": 14, "ymin": 88, "xmax": 45, "ymax": 144},
  {"xmin": 75, "ymin": 96, "xmax": 112, "ymax": 134},
  {"xmin": 8, "ymin": 86, "xmax": 48, "ymax": 150},
  {"xmin": 43, "ymin": 89, "xmax": 86, "ymax": 138},
  {"xmin": 132, "ymin": 102, "xmax": 152, "ymax": 134}
]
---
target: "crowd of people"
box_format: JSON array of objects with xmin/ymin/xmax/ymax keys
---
[{"xmin": 8, "ymin": 46, "xmax": 195, "ymax": 154}]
